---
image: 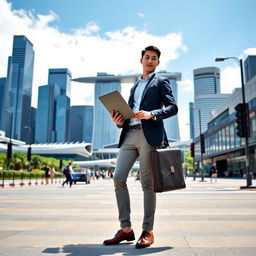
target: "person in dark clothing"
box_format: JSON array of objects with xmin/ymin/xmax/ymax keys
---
[
  {"xmin": 62, "ymin": 162, "xmax": 73, "ymax": 187},
  {"xmin": 42, "ymin": 164, "xmax": 50, "ymax": 184}
]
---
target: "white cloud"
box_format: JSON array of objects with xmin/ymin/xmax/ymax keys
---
[
  {"xmin": 179, "ymin": 79, "xmax": 193, "ymax": 93},
  {"xmin": 244, "ymin": 47, "xmax": 256, "ymax": 55},
  {"xmin": 137, "ymin": 12, "xmax": 145, "ymax": 18},
  {"xmin": 220, "ymin": 66, "xmax": 240, "ymax": 94},
  {"xmin": 0, "ymin": 0, "xmax": 187, "ymax": 108}
]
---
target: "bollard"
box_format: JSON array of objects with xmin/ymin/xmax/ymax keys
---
[
  {"xmin": 0, "ymin": 172, "xmax": 4, "ymax": 188},
  {"xmin": 35, "ymin": 173, "xmax": 38, "ymax": 185},
  {"xmin": 28, "ymin": 172, "xmax": 32, "ymax": 186},
  {"xmin": 41, "ymin": 174, "xmax": 44, "ymax": 185},
  {"xmin": 9, "ymin": 172, "xmax": 15, "ymax": 187},
  {"xmin": 20, "ymin": 172, "xmax": 25, "ymax": 186}
]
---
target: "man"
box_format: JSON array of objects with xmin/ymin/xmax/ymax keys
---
[
  {"xmin": 103, "ymin": 46, "xmax": 178, "ymax": 248},
  {"xmin": 62, "ymin": 162, "xmax": 73, "ymax": 187}
]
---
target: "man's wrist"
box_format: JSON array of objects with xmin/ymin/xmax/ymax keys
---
[{"xmin": 151, "ymin": 112, "xmax": 157, "ymax": 121}]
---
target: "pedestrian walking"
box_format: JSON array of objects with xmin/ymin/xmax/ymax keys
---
[
  {"xmin": 62, "ymin": 162, "xmax": 73, "ymax": 187},
  {"xmin": 210, "ymin": 164, "xmax": 218, "ymax": 183},
  {"xmin": 42, "ymin": 164, "xmax": 50, "ymax": 184},
  {"xmin": 50, "ymin": 167, "xmax": 56, "ymax": 184},
  {"xmin": 103, "ymin": 45, "xmax": 178, "ymax": 249}
]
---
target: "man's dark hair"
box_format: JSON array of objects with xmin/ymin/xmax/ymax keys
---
[{"xmin": 141, "ymin": 46, "xmax": 161, "ymax": 59}]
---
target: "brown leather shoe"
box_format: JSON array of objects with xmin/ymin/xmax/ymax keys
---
[
  {"xmin": 103, "ymin": 229, "xmax": 135, "ymax": 245},
  {"xmin": 135, "ymin": 231, "xmax": 154, "ymax": 249}
]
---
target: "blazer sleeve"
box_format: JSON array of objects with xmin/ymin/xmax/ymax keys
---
[{"xmin": 151, "ymin": 77, "xmax": 178, "ymax": 120}]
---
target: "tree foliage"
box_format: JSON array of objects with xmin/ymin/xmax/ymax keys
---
[{"xmin": 0, "ymin": 152, "xmax": 69, "ymax": 171}]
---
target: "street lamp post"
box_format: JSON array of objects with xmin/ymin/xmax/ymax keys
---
[
  {"xmin": 4, "ymin": 110, "xmax": 13, "ymax": 171},
  {"xmin": 24, "ymin": 126, "xmax": 32, "ymax": 172},
  {"xmin": 215, "ymin": 57, "xmax": 252, "ymax": 187}
]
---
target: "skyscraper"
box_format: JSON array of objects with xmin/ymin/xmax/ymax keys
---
[
  {"xmin": 2, "ymin": 35, "xmax": 34, "ymax": 142},
  {"xmin": 244, "ymin": 55, "xmax": 256, "ymax": 83},
  {"xmin": 193, "ymin": 67, "xmax": 230, "ymax": 137},
  {"xmin": 49, "ymin": 69, "xmax": 72, "ymax": 142},
  {"xmin": 0, "ymin": 78, "xmax": 6, "ymax": 130},
  {"xmin": 35, "ymin": 68, "xmax": 71, "ymax": 143},
  {"xmin": 159, "ymin": 71, "xmax": 181, "ymax": 141},
  {"xmin": 70, "ymin": 105, "xmax": 93, "ymax": 143},
  {"xmin": 93, "ymin": 73, "xmax": 122, "ymax": 149},
  {"xmin": 35, "ymin": 83, "xmax": 60, "ymax": 143}
]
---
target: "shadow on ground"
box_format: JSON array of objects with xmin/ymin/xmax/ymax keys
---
[{"xmin": 42, "ymin": 243, "xmax": 173, "ymax": 256}]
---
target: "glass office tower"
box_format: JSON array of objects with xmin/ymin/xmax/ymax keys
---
[
  {"xmin": 244, "ymin": 55, "xmax": 256, "ymax": 83},
  {"xmin": 160, "ymin": 72, "xmax": 180, "ymax": 141},
  {"xmin": 93, "ymin": 73, "xmax": 121, "ymax": 149},
  {"xmin": 70, "ymin": 105, "xmax": 93, "ymax": 143},
  {"xmin": 0, "ymin": 78, "xmax": 6, "ymax": 130},
  {"xmin": 2, "ymin": 35, "xmax": 34, "ymax": 142},
  {"xmin": 35, "ymin": 83, "xmax": 60, "ymax": 143},
  {"xmin": 49, "ymin": 69, "xmax": 71, "ymax": 142},
  {"xmin": 35, "ymin": 68, "xmax": 71, "ymax": 143},
  {"xmin": 193, "ymin": 67, "xmax": 230, "ymax": 138}
]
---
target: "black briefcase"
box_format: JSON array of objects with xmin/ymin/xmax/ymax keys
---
[{"xmin": 151, "ymin": 148, "xmax": 186, "ymax": 192}]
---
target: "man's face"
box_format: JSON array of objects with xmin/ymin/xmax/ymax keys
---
[{"xmin": 140, "ymin": 50, "xmax": 160, "ymax": 74}]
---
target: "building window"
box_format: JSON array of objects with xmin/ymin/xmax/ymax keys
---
[
  {"xmin": 230, "ymin": 123, "xmax": 235, "ymax": 149},
  {"xmin": 226, "ymin": 126, "xmax": 230, "ymax": 150}
]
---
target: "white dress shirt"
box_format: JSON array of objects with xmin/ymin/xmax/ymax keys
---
[{"xmin": 129, "ymin": 72, "xmax": 155, "ymax": 126}]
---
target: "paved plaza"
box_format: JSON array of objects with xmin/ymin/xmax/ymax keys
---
[{"xmin": 0, "ymin": 177, "xmax": 256, "ymax": 256}]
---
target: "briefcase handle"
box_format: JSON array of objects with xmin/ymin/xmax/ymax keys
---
[{"xmin": 157, "ymin": 141, "xmax": 169, "ymax": 149}]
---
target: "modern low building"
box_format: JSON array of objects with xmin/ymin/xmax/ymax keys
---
[{"xmin": 194, "ymin": 63, "xmax": 256, "ymax": 177}]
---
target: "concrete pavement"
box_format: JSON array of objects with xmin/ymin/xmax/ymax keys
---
[{"xmin": 0, "ymin": 177, "xmax": 256, "ymax": 256}]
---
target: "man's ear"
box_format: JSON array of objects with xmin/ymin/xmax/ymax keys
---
[
  {"xmin": 157, "ymin": 60, "xmax": 160, "ymax": 66},
  {"xmin": 140, "ymin": 58, "xmax": 143, "ymax": 64}
]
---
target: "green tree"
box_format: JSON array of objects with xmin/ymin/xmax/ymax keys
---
[
  {"xmin": 30, "ymin": 155, "xmax": 45, "ymax": 169},
  {"xmin": 10, "ymin": 152, "xmax": 28, "ymax": 170},
  {"xmin": 0, "ymin": 153, "xmax": 7, "ymax": 170},
  {"xmin": 184, "ymin": 150, "xmax": 194, "ymax": 174}
]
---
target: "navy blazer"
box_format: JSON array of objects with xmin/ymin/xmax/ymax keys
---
[{"xmin": 118, "ymin": 73, "xmax": 178, "ymax": 147}]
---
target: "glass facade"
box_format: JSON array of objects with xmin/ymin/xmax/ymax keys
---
[
  {"xmin": 195, "ymin": 98, "xmax": 256, "ymax": 177},
  {"xmin": 163, "ymin": 79, "xmax": 180, "ymax": 141},
  {"xmin": 0, "ymin": 78, "xmax": 6, "ymax": 130},
  {"xmin": 35, "ymin": 69, "xmax": 71, "ymax": 143},
  {"xmin": 70, "ymin": 105, "xmax": 93, "ymax": 143},
  {"xmin": 193, "ymin": 67, "xmax": 230, "ymax": 137},
  {"xmin": 93, "ymin": 74, "xmax": 121, "ymax": 150},
  {"xmin": 35, "ymin": 83, "xmax": 60, "ymax": 143},
  {"xmin": 3, "ymin": 36, "xmax": 34, "ymax": 142},
  {"xmin": 244, "ymin": 55, "xmax": 256, "ymax": 83}
]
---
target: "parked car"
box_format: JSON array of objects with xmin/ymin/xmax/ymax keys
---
[{"xmin": 72, "ymin": 168, "xmax": 90, "ymax": 184}]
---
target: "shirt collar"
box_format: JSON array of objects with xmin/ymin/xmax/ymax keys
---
[{"xmin": 138, "ymin": 71, "xmax": 155, "ymax": 81}]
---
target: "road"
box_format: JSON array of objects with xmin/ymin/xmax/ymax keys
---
[{"xmin": 0, "ymin": 177, "xmax": 256, "ymax": 256}]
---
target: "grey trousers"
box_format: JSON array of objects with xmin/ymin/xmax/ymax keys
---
[{"xmin": 113, "ymin": 128, "xmax": 156, "ymax": 230}]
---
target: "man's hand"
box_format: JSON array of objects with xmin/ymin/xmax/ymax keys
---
[
  {"xmin": 111, "ymin": 110, "xmax": 124, "ymax": 126},
  {"xmin": 134, "ymin": 110, "xmax": 154, "ymax": 120}
]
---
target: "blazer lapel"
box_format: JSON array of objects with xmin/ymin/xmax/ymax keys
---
[
  {"xmin": 141, "ymin": 73, "xmax": 156, "ymax": 102},
  {"xmin": 128, "ymin": 80, "xmax": 140, "ymax": 108}
]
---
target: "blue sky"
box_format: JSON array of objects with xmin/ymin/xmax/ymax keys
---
[{"xmin": 0, "ymin": 0, "xmax": 256, "ymax": 140}]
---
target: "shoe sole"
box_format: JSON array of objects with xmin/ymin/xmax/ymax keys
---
[{"xmin": 103, "ymin": 237, "xmax": 135, "ymax": 245}]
